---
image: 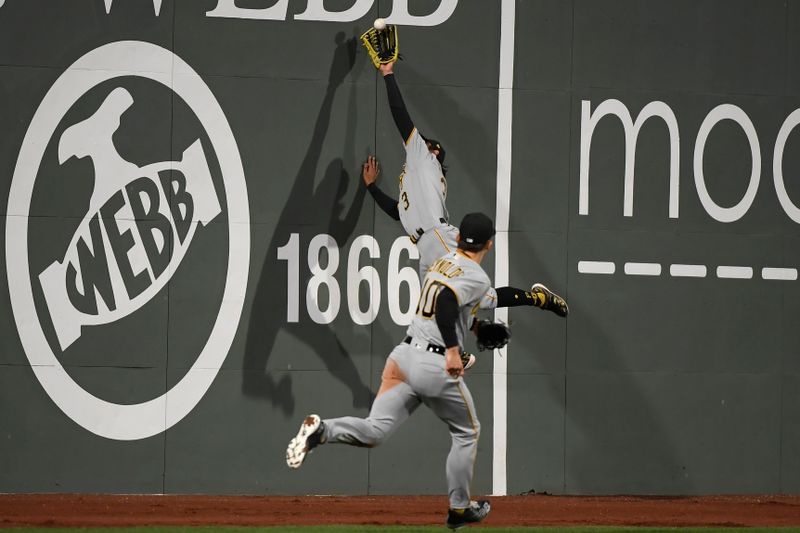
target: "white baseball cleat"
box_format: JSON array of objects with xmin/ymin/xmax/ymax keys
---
[{"xmin": 286, "ymin": 414, "xmax": 324, "ymax": 469}]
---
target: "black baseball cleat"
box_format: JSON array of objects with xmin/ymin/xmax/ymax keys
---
[
  {"xmin": 531, "ymin": 283, "xmax": 569, "ymax": 317},
  {"xmin": 286, "ymin": 414, "xmax": 325, "ymax": 469},
  {"xmin": 446, "ymin": 499, "xmax": 491, "ymax": 529}
]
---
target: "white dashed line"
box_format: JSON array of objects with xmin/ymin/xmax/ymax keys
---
[
  {"xmin": 580, "ymin": 260, "xmax": 799, "ymax": 281},
  {"xmin": 624, "ymin": 262, "xmax": 662, "ymax": 276},
  {"xmin": 716, "ymin": 266, "xmax": 753, "ymax": 279},
  {"xmin": 761, "ymin": 267, "xmax": 798, "ymax": 281},
  {"xmin": 669, "ymin": 264, "xmax": 707, "ymax": 278},
  {"xmin": 578, "ymin": 261, "xmax": 615, "ymax": 274}
]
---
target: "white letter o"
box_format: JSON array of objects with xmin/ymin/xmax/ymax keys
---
[{"xmin": 694, "ymin": 104, "xmax": 761, "ymax": 223}]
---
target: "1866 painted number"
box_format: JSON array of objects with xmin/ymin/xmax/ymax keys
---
[{"xmin": 277, "ymin": 234, "xmax": 421, "ymax": 326}]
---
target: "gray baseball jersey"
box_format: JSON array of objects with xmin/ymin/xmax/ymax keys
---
[
  {"xmin": 406, "ymin": 251, "xmax": 491, "ymax": 349},
  {"xmin": 397, "ymin": 127, "xmax": 449, "ymax": 236},
  {"xmin": 409, "ymin": 205, "xmax": 499, "ymax": 311}
]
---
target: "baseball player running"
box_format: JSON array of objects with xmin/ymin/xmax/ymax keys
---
[{"xmin": 287, "ymin": 212, "xmax": 503, "ymax": 529}]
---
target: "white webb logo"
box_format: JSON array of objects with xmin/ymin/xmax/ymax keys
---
[
  {"xmin": 39, "ymin": 87, "xmax": 221, "ymax": 350},
  {"xmin": 6, "ymin": 41, "xmax": 250, "ymax": 441}
]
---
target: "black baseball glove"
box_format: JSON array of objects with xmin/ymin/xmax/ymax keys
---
[
  {"xmin": 360, "ymin": 24, "xmax": 399, "ymax": 69},
  {"xmin": 472, "ymin": 319, "xmax": 511, "ymax": 352}
]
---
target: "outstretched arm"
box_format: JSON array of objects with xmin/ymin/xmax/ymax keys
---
[
  {"xmin": 380, "ymin": 62, "xmax": 415, "ymax": 143},
  {"xmin": 362, "ymin": 156, "xmax": 400, "ymax": 221},
  {"xmin": 494, "ymin": 285, "xmax": 569, "ymax": 317},
  {"xmin": 495, "ymin": 287, "xmax": 538, "ymax": 307}
]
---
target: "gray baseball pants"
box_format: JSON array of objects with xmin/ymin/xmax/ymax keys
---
[{"xmin": 322, "ymin": 340, "xmax": 480, "ymax": 509}]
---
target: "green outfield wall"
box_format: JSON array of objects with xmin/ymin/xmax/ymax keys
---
[{"xmin": 1, "ymin": 0, "xmax": 798, "ymax": 495}]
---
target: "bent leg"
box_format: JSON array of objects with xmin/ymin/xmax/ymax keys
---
[{"xmin": 324, "ymin": 358, "xmax": 420, "ymax": 447}]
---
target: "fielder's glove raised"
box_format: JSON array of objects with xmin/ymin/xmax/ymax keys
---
[
  {"xmin": 360, "ymin": 24, "xmax": 399, "ymax": 69},
  {"xmin": 472, "ymin": 319, "xmax": 512, "ymax": 352}
]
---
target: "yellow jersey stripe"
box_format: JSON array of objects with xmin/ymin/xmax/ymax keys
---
[{"xmin": 405, "ymin": 127, "xmax": 417, "ymax": 146}]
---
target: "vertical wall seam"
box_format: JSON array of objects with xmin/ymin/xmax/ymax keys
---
[
  {"xmin": 778, "ymin": 0, "xmax": 789, "ymax": 494},
  {"xmin": 563, "ymin": 0, "xmax": 577, "ymax": 494},
  {"xmin": 163, "ymin": 1, "xmax": 177, "ymax": 495},
  {"xmin": 367, "ymin": 65, "xmax": 376, "ymax": 498},
  {"xmin": 366, "ymin": 2, "xmax": 383, "ymax": 496}
]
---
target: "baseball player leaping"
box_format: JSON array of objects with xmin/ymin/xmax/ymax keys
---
[
  {"xmin": 363, "ymin": 60, "xmax": 568, "ymax": 331},
  {"xmin": 288, "ymin": 213, "xmax": 512, "ymax": 529},
  {"xmin": 364, "ymin": 59, "xmax": 453, "ymax": 278}
]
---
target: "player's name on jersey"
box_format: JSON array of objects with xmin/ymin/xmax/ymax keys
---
[{"xmin": 429, "ymin": 258, "xmax": 464, "ymax": 279}]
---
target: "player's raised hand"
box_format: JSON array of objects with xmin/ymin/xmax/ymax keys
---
[
  {"xmin": 362, "ymin": 156, "xmax": 380, "ymax": 186},
  {"xmin": 445, "ymin": 347, "xmax": 464, "ymax": 378}
]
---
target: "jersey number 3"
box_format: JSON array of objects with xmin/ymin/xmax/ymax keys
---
[
  {"xmin": 416, "ymin": 279, "xmax": 445, "ymax": 319},
  {"xmin": 401, "ymin": 191, "xmax": 410, "ymax": 210}
]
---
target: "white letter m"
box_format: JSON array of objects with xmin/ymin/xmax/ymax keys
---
[{"xmin": 579, "ymin": 99, "xmax": 680, "ymax": 218}]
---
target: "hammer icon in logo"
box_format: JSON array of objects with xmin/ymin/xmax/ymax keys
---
[{"xmin": 39, "ymin": 87, "xmax": 221, "ymax": 350}]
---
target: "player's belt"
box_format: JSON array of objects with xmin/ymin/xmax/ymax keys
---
[
  {"xmin": 403, "ymin": 335, "xmax": 445, "ymax": 355},
  {"xmin": 409, "ymin": 217, "xmax": 447, "ymax": 244}
]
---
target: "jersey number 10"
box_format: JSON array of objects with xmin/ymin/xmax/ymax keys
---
[{"xmin": 416, "ymin": 279, "xmax": 445, "ymax": 319}]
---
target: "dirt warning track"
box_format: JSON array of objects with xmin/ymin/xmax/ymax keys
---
[{"xmin": 2, "ymin": 494, "xmax": 800, "ymax": 528}]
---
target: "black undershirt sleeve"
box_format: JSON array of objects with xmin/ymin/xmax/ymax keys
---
[
  {"xmin": 366, "ymin": 183, "xmax": 400, "ymax": 221},
  {"xmin": 383, "ymin": 74, "xmax": 415, "ymax": 142},
  {"xmin": 435, "ymin": 287, "xmax": 460, "ymax": 349},
  {"xmin": 495, "ymin": 286, "xmax": 535, "ymax": 307}
]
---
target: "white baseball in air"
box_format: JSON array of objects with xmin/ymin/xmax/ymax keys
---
[{"xmin": 373, "ymin": 18, "xmax": 386, "ymax": 31}]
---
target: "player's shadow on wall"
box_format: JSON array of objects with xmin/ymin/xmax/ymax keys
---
[{"xmin": 241, "ymin": 32, "xmax": 374, "ymax": 416}]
